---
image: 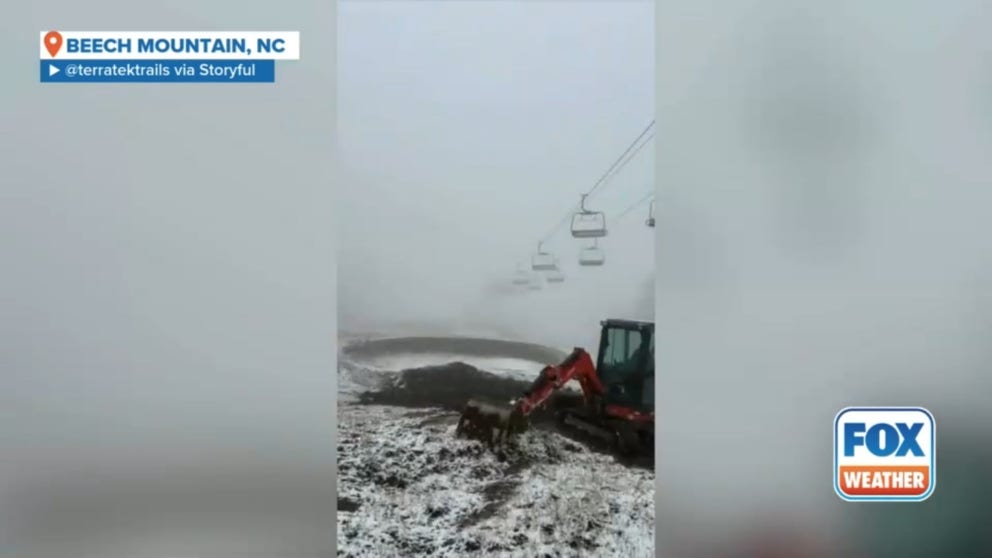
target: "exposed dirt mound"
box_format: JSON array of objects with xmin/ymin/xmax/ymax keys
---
[
  {"xmin": 343, "ymin": 336, "xmax": 567, "ymax": 364},
  {"xmin": 357, "ymin": 362, "xmax": 584, "ymax": 424}
]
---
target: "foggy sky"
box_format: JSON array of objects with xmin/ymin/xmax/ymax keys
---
[{"xmin": 337, "ymin": 0, "xmax": 655, "ymax": 352}]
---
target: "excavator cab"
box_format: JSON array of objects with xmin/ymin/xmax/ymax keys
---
[{"xmin": 595, "ymin": 319, "xmax": 654, "ymax": 413}]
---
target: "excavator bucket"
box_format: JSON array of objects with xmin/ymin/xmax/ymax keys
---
[{"xmin": 455, "ymin": 398, "xmax": 528, "ymax": 449}]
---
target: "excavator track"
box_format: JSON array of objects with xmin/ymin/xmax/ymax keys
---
[{"xmin": 558, "ymin": 409, "xmax": 653, "ymax": 458}]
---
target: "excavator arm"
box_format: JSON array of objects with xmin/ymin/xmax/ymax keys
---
[
  {"xmin": 456, "ymin": 319, "xmax": 654, "ymax": 456},
  {"xmin": 514, "ymin": 347, "xmax": 604, "ymax": 416},
  {"xmin": 515, "ymin": 347, "xmax": 654, "ymax": 425}
]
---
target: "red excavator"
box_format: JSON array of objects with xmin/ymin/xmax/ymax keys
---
[{"xmin": 458, "ymin": 319, "xmax": 654, "ymax": 456}]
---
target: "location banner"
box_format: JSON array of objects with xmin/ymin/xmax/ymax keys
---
[{"xmin": 39, "ymin": 31, "xmax": 299, "ymax": 83}]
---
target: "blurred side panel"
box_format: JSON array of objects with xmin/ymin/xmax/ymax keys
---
[
  {"xmin": 0, "ymin": 1, "xmax": 337, "ymax": 556},
  {"xmin": 655, "ymin": 0, "xmax": 992, "ymax": 556}
]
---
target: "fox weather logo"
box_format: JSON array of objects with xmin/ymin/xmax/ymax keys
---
[{"xmin": 834, "ymin": 407, "xmax": 935, "ymax": 502}]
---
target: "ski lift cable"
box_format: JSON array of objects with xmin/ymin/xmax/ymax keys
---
[
  {"xmin": 585, "ymin": 120, "xmax": 655, "ymax": 198},
  {"xmin": 528, "ymin": 189, "xmax": 650, "ymax": 272},
  {"xmin": 586, "ymin": 129, "xmax": 655, "ymax": 200},
  {"xmin": 536, "ymin": 120, "xmax": 655, "ymax": 245},
  {"xmin": 535, "ymin": 184, "xmax": 651, "ymax": 258},
  {"xmin": 510, "ymin": 119, "xmax": 655, "ymax": 277},
  {"xmin": 539, "ymin": 208, "xmax": 578, "ymax": 245},
  {"xmin": 616, "ymin": 191, "xmax": 654, "ymax": 222},
  {"xmin": 608, "ymin": 131, "xmax": 654, "ymax": 185}
]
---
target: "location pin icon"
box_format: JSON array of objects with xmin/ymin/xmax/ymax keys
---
[{"xmin": 44, "ymin": 31, "xmax": 62, "ymax": 57}]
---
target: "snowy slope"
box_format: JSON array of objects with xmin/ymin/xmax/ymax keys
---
[
  {"xmin": 337, "ymin": 404, "xmax": 655, "ymax": 557},
  {"xmin": 336, "ymin": 334, "xmax": 655, "ymax": 557}
]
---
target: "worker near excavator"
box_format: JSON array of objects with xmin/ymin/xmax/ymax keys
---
[{"xmin": 630, "ymin": 336, "xmax": 649, "ymax": 372}]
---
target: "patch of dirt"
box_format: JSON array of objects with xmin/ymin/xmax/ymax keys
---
[
  {"xmin": 357, "ymin": 361, "xmax": 585, "ymax": 425},
  {"xmin": 417, "ymin": 414, "xmax": 458, "ymax": 428},
  {"xmin": 402, "ymin": 409, "xmax": 440, "ymax": 418},
  {"xmin": 342, "ymin": 336, "xmax": 567, "ymax": 364},
  {"xmin": 338, "ymin": 496, "xmax": 361, "ymax": 512}
]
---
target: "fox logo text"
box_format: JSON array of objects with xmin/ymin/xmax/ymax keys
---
[{"xmin": 834, "ymin": 407, "xmax": 935, "ymax": 502}]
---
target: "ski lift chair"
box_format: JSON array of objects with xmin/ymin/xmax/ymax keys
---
[
  {"xmin": 511, "ymin": 265, "xmax": 530, "ymax": 286},
  {"xmin": 578, "ymin": 240, "xmax": 605, "ymax": 266},
  {"xmin": 546, "ymin": 260, "xmax": 565, "ymax": 283},
  {"xmin": 526, "ymin": 274, "xmax": 543, "ymax": 290},
  {"xmin": 570, "ymin": 194, "xmax": 608, "ymax": 238},
  {"xmin": 531, "ymin": 242, "xmax": 557, "ymax": 271},
  {"xmin": 646, "ymin": 199, "xmax": 655, "ymax": 227}
]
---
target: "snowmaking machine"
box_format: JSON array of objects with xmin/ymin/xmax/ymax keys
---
[{"xmin": 456, "ymin": 319, "xmax": 654, "ymax": 456}]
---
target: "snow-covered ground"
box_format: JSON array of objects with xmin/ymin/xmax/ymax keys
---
[
  {"xmin": 337, "ymin": 335, "xmax": 655, "ymax": 557},
  {"xmin": 337, "ymin": 405, "xmax": 654, "ymax": 557}
]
